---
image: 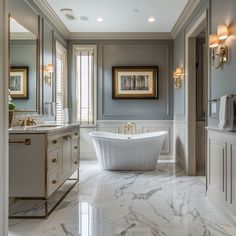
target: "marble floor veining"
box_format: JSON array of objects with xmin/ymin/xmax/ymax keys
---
[{"xmin": 9, "ymin": 161, "xmax": 236, "ymax": 236}]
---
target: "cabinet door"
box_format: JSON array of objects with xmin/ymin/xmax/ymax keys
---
[
  {"xmin": 208, "ymin": 138, "xmax": 227, "ymax": 202},
  {"xmin": 9, "ymin": 134, "xmax": 45, "ymax": 197},
  {"xmin": 229, "ymin": 144, "xmax": 236, "ymax": 207},
  {"xmin": 60, "ymin": 133, "xmax": 72, "ymax": 181}
]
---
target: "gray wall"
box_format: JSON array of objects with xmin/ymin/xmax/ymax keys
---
[
  {"xmin": 174, "ymin": 0, "xmax": 236, "ymax": 127},
  {"xmin": 208, "ymin": 0, "xmax": 236, "ymax": 127},
  {"xmin": 10, "ymin": 40, "xmax": 37, "ymax": 110},
  {"xmin": 68, "ymin": 40, "xmax": 174, "ymax": 121},
  {"xmin": 173, "ymin": 0, "xmax": 210, "ymax": 121}
]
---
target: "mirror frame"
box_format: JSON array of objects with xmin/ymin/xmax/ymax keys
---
[{"xmin": 8, "ymin": 14, "xmax": 40, "ymax": 114}]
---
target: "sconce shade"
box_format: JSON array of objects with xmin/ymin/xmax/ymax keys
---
[
  {"xmin": 209, "ymin": 34, "xmax": 219, "ymax": 48},
  {"xmin": 217, "ymin": 24, "xmax": 228, "ymax": 40},
  {"xmin": 173, "ymin": 68, "xmax": 184, "ymax": 88},
  {"xmin": 47, "ymin": 64, "xmax": 54, "ymax": 73},
  {"xmin": 175, "ymin": 68, "xmax": 183, "ymax": 76}
]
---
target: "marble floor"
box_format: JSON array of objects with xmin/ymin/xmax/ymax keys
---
[{"xmin": 9, "ymin": 161, "xmax": 236, "ymax": 236}]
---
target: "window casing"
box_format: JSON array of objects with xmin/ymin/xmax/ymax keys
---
[
  {"xmin": 55, "ymin": 42, "xmax": 67, "ymax": 123},
  {"xmin": 73, "ymin": 45, "xmax": 97, "ymax": 126}
]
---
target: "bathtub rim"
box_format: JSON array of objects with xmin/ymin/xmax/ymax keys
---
[{"xmin": 89, "ymin": 131, "xmax": 167, "ymax": 141}]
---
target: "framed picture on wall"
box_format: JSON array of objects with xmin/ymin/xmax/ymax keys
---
[
  {"xmin": 112, "ymin": 66, "xmax": 158, "ymax": 99},
  {"xmin": 9, "ymin": 66, "xmax": 29, "ymax": 99}
]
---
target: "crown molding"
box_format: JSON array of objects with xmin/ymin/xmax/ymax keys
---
[
  {"xmin": 33, "ymin": 0, "xmax": 70, "ymax": 38},
  {"xmin": 171, "ymin": 0, "xmax": 201, "ymax": 38},
  {"xmin": 68, "ymin": 32, "xmax": 173, "ymax": 40},
  {"xmin": 10, "ymin": 32, "xmax": 37, "ymax": 40}
]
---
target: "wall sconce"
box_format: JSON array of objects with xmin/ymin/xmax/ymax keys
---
[
  {"xmin": 173, "ymin": 68, "xmax": 184, "ymax": 88},
  {"xmin": 209, "ymin": 24, "xmax": 229, "ymax": 69},
  {"xmin": 44, "ymin": 64, "xmax": 54, "ymax": 86}
]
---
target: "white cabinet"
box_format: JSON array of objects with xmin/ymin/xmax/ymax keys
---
[
  {"xmin": 61, "ymin": 133, "xmax": 72, "ymax": 182},
  {"xmin": 207, "ymin": 128, "xmax": 236, "ymax": 217},
  {"xmin": 9, "ymin": 126, "xmax": 80, "ymax": 199}
]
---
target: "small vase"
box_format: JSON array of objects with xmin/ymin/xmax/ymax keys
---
[{"xmin": 9, "ymin": 110, "xmax": 14, "ymax": 128}]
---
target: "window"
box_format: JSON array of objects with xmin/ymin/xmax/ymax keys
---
[
  {"xmin": 55, "ymin": 42, "xmax": 67, "ymax": 123},
  {"xmin": 74, "ymin": 45, "xmax": 97, "ymax": 126}
]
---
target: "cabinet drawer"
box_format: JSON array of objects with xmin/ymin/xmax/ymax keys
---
[
  {"xmin": 48, "ymin": 135, "xmax": 60, "ymax": 151},
  {"xmin": 47, "ymin": 169, "xmax": 59, "ymax": 197},
  {"xmin": 48, "ymin": 149, "xmax": 60, "ymax": 173}
]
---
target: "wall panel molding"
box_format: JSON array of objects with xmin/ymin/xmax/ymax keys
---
[
  {"xmin": 98, "ymin": 41, "xmax": 173, "ymax": 120},
  {"xmin": 80, "ymin": 120, "xmax": 174, "ymax": 161},
  {"xmin": 171, "ymin": 0, "xmax": 201, "ymax": 38}
]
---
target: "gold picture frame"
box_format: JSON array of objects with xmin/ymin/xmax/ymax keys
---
[
  {"xmin": 112, "ymin": 66, "xmax": 158, "ymax": 99},
  {"xmin": 10, "ymin": 66, "xmax": 29, "ymax": 99}
]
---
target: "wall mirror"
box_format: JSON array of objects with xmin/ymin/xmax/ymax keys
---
[{"xmin": 9, "ymin": 16, "xmax": 39, "ymax": 113}]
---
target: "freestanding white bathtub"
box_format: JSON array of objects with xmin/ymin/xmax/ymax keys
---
[{"xmin": 89, "ymin": 131, "xmax": 167, "ymax": 171}]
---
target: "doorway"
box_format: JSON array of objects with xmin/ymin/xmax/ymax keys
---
[
  {"xmin": 185, "ymin": 11, "xmax": 208, "ymax": 176},
  {"xmin": 196, "ymin": 30, "xmax": 207, "ymax": 176}
]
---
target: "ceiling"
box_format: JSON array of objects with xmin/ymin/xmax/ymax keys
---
[{"xmin": 46, "ymin": 0, "xmax": 189, "ymax": 33}]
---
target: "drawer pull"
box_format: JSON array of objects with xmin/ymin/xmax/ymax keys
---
[
  {"xmin": 52, "ymin": 158, "xmax": 57, "ymax": 163},
  {"xmin": 75, "ymin": 133, "xmax": 78, "ymax": 136},
  {"xmin": 63, "ymin": 135, "xmax": 71, "ymax": 140},
  {"xmin": 74, "ymin": 161, "xmax": 78, "ymax": 164},
  {"xmin": 74, "ymin": 146, "xmax": 78, "ymax": 149},
  {"xmin": 53, "ymin": 140, "xmax": 57, "ymax": 144},
  {"xmin": 9, "ymin": 139, "xmax": 31, "ymax": 146},
  {"xmin": 52, "ymin": 180, "xmax": 57, "ymax": 184}
]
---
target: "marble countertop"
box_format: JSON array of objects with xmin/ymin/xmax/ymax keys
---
[
  {"xmin": 206, "ymin": 126, "xmax": 236, "ymax": 134},
  {"xmin": 9, "ymin": 123, "xmax": 80, "ymax": 134}
]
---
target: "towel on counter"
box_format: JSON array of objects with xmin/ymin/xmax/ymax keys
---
[
  {"xmin": 218, "ymin": 95, "xmax": 234, "ymax": 130},
  {"xmin": 44, "ymin": 102, "xmax": 56, "ymax": 117}
]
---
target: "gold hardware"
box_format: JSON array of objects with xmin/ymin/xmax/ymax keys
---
[
  {"xmin": 118, "ymin": 122, "xmax": 137, "ymax": 135},
  {"xmin": 20, "ymin": 117, "xmax": 37, "ymax": 127},
  {"xmin": 209, "ymin": 24, "xmax": 229, "ymax": 70},
  {"xmin": 9, "ymin": 139, "xmax": 31, "ymax": 145},
  {"xmin": 52, "ymin": 158, "xmax": 57, "ymax": 163},
  {"xmin": 52, "ymin": 180, "xmax": 57, "ymax": 184},
  {"xmin": 63, "ymin": 135, "xmax": 71, "ymax": 140},
  {"xmin": 173, "ymin": 68, "xmax": 184, "ymax": 88},
  {"xmin": 44, "ymin": 64, "xmax": 54, "ymax": 86},
  {"xmin": 52, "ymin": 140, "xmax": 57, "ymax": 144}
]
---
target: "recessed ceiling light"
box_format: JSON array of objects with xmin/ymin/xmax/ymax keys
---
[
  {"xmin": 60, "ymin": 8, "xmax": 77, "ymax": 20},
  {"xmin": 80, "ymin": 16, "xmax": 89, "ymax": 21},
  {"xmin": 148, "ymin": 17, "xmax": 155, "ymax": 23},
  {"xmin": 97, "ymin": 17, "xmax": 103, "ymax": 23}
]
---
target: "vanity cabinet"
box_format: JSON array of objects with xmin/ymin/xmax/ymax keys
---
[
  {"xmin": 207, "ymin": 128, "xmax": 236, "ymax": 217},
  {"xmin": 9, "ymin": 126, "xmax": 79, "ymax": 199}
]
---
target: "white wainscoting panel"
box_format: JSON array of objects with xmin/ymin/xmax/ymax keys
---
[
  {"xmin": 80, "ymin": 120, "xmax": 174, "ymax": 161},
  {"xmin": 174, "ymin": 120, "xmax": 186, "ymax": 169}
]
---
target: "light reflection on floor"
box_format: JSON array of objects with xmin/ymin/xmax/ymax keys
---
[{"xmin": 9, "ymin": 161, "xmax": 236, "ymax": 236}]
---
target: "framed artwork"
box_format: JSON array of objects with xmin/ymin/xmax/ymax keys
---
[
  {"xmin": 112, "ymin": 66, "xmax": 158, "ymax": 99},
  {"xmin": 9, "ymin": 66, "xmax": 29, "ymax": 99}
]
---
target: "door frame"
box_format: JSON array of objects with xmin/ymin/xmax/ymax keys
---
[
  {"xmin": 0, "ymin": 0, "xmax": 9, "ymax": 235},
  {"xmin": 185, "ymin": 10, "xmax": 208, "ymax": 175}
]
